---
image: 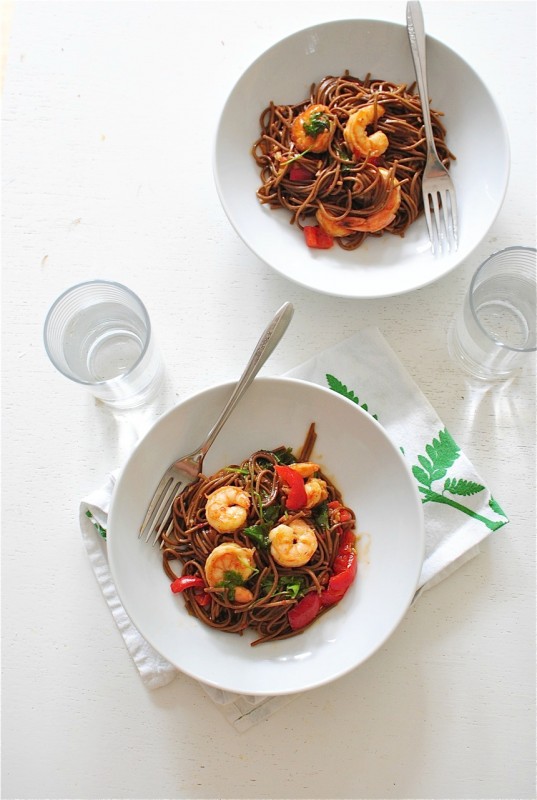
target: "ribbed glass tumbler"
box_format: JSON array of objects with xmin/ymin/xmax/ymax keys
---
[
  {"xmin": 44, "ymin": 280, "xmax": 164, "ymax": 408},
  {"xmin": 448, "ymin": 247, "xmax": 537, "ymax": 381}
]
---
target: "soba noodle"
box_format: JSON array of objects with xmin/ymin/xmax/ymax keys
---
[
  {"xmin": 252, "ymin": 70, "xmax": 454, "ymax": 249},
  {"xmin": 160, "ymin": 424, "xmax": 357, "ymax": 646}
]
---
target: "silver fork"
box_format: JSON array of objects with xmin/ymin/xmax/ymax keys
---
[
  {"xmin": 139, "ymin": 301, "xmax": 294, "ymax": 545},
  {"xmin": 406, "ymin": 1, "xmax": 458, "ymax": 254}
]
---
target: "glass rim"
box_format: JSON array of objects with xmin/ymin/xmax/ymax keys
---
[
  {"xmin": 43, "ymin": 279, "xmax": 152, "ymax": 386},
  {"xmin": 469, "ymin": 246, "xmax": 537, "ymax": 353}
]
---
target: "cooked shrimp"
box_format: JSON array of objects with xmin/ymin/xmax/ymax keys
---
[
  {"xmin": 234, "ymin": 586, "xmax": 254, "ymax": 604},
  {"xmin": 205, "ymin": 486, "xmax": 250, "ymax": 533},
  {"xmin": 205, "ymin": 542, "xmax": 256, "ymax": 588},
  {"xmin": 268, "ymin": 518, "xmax": 318, "ymax": 568},
  {"xmin": 304, "ymin": 478, "xmax": 329, "ymax": 509},
  {"xmin": 346, "ymin": 168, "xmax": 401, "ymax": 233},
  {"xmin": 289, "ymin": 462, "xmax": 320, "ymax": 478},
  {"xmin": 291, "ymin": 104, "xmax": 334, "ymax": 153},
  {"xmin": 316, "ymin": 168, "xmax": 401, "ymax": 236},
  {"xmin": 281, "ymin": 463, "xmax": 327, "ymax": 508},
  {"xmin": 316, "ymin": 204, "xmax": 358, "ymax": 238},
  {"xmin": 343, "ymin": 103, "xmax": 389, "ymax": 158}
]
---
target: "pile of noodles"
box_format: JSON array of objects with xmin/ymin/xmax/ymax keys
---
[
  {"xmin": 252, "ymin": 71, "xmax": 455, "ymax": 249},
  {"xmin": 159, "ymin": 424, "xmax": 357, "ymax": 646}
]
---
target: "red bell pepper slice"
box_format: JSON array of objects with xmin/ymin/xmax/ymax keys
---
[
  {"xmin": 288, "ymin": 591, "xmax": 322, "ymax": 631},
  {"xmin": 303, "ymin": 225, "xmax": 334, "ymax": 250},
  {"xmin": 332, "ymin": 529, "xmax": 356, "ymax": 574},
  {"xmin": 171, "ymin": 575, "xmax": 205, "ymax": 594},
  {"xmin": 320, "ymin": 553, "xmax": 357, "ymax": 606},
  {"xmin": 320, "ymin": 524, "xmax": 358, "ymax": 606},
  {"xmin": 289, "ymin": 164, "xmax": 311, "ymax": 181},
  {"xmin": 328, "ymin": 499, "xmax": 352, "ymax": 524},
  {"xmin": 171, "ymin": 575, "xmax": 210, "ymax": 607},
  {"xmin": 193, "ymin": 589, "xmax": 211, "ymax": 607},
  {"xmin": 275, "ymin": 464, "xmax": 307, "ymax": 510}
]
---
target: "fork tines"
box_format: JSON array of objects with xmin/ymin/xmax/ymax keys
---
[
  {"xmin": 139, "ymin": 475, "xmax": 181, "ymax": 545},
  {"xmin": 424, "ymin": 185, "xmax": 459, "ymax": 255}
]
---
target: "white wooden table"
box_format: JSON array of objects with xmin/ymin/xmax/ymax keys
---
[{"xmin": 2, "ymin": 2, "xmax": 535, "ymax": 798}]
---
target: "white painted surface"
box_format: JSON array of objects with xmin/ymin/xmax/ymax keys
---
[{"xmin": 2, "ymin": 1, "xmax": 535, "ymax": 798}]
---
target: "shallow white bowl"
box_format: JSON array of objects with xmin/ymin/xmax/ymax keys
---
[
  {"xmin": 108, "ymin": 377, "xmax": 425, "ymax": 695},
  {"xmin": 214, "ymin": 19, "xmax": 510, "ymax": 298}
]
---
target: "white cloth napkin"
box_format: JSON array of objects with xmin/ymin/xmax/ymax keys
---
[{"xmin": 79, "ymin": 326, "xmax": 508, "ymax": 730}]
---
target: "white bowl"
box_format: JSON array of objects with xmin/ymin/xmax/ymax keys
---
[
  {"xmin": 107, "ymin": 377, "xmax": 425, "ymax": 696},
  {"xmin": 214, "ymin": 19, "xmax": 510, "ymax": 298}
]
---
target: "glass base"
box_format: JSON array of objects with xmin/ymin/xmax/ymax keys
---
[{"xmin": 447, "ymin": 318, "xmax": 519, "ymax": 382}]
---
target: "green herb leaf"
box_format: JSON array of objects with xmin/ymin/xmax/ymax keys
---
[
  {"xmin": 281, "ymin": 148, "xmax": 312, "ymax": 166},
  {"xmin": 336, "ymin": 146, "xmax": 353, "ymax": 162},
  {"xmin": 277, "ymin": 575, "xmax": 306, "ymax": 599},
  {"xmin": 260, "ymin": 576, "xmax": 276, "ymax": 596},
  {"xmin": 245, "ymin": 504, "xmax": 282, "ymax": 548},
  {"xmin": 263, "ymin": 504, "xmax": 281, "ymax": 524},
  {"xmin": 303, "ymin": 111, "xmax": 331, "ymax": 137},
  {"xmin": 255, "ymin": 456, "xmax": 273, "ymax": 470},
  {"xmin": 244, "ymin": 522, "xmax": 271, "ymax": 549},
  {"xmin": 224, "ymin": 467, "xmax": 249, "ymax": 475},
  {"xmin": 219, "ymin": 570, "xmax": 245, "ymax": 587},
  {"xmin": 261, "ymin": 574, "xmax": 306, "ymax": 599},
  {"xmin": 272, "ymin": 447, "xmax": 296, "ymax": 465},
  {"xmin": 313, "ymin": 500, "xmax": 329, "ymax": 531},
  {"xmin": 337, "ymin": 147, "xmax": 354, "ymax": 174},
  {"xmin": 216, "ymin": 569, "xmax": 246, "ymax": 601}
]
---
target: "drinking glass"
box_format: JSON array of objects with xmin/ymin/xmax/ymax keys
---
[
  {"xmin": 448, "ymin": 247, "xmax": 537, "ymax": 381},
  {"xmin": 44, "ymin": 280, "xmax": 164, "ymax": 408}
]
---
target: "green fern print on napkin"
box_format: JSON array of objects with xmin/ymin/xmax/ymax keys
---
[
  {"xmin": 86, "ymin": 509, "xmax": 107, "ymax": 539},
  {"xmin": 326, "ymin": 374, "xmax": 378, "ymax": 419},
  {"xmin": 326, "ymin": 374, "xmax": 508, "ymax": 532},
  {"xmin": 412, "ymin": 428, "xmax": 507, "ymax": 530}
]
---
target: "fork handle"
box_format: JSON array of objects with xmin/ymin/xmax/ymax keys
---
[
  {"xmin": 198, "ymin": 301, "xmax": 294, "ymax": 459},
  {"xmin": 406, "ymin": 1, "xmax": 439, "ymax": 154}
]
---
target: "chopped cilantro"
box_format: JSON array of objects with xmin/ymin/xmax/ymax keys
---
[
  {"xmin": 260, "ymin": 576, "xmax": 276, "ymax": 596},
  {"xmin": 281, "ymin": 148, "xmax": 312, "ymax": 166},
  {"xmin": 261, "ymin": 574, "xmax": 306, "ymax": 600},
  {"xmin": 263, "ymin": 504, "xmax": 281, "ymax": 524},
  {"xmin": 216, "ymin": 569, "xmax": 246, "ymax": 601},
  {"xmin": 272, "ymin": 447, "xmax": 296, "ymax": 465},
  {"xmin": 244, "ymin": 522, "xmax": 271, "ymax": 549},
  {"xmin": 336, "ymin": 146, "xmax": 353, "ymax": 162},
  {"xmin": 255, "ymin": 455, "xmax": 274, "ymax": 470},
  {"xmin": 256, "ymin": 447, "xmax": 296, "ymax": 467},
  {"xmin": 312, "ymin": 500, "xmax": 329, "ymax": 531},
  {"xmin": 244, "ymin": 504, "xmax": 281, "ymax": 548},
  {"xmin": 303, "ymin": 111, "xmax": 331, "ymax": 138},
  {"xmin": 278, "ymin": 575, "xmax": 306, "ymax": 599},
  {"xmin": 224, "ymin": 467, "xmax": 249, "ymax": 476}
]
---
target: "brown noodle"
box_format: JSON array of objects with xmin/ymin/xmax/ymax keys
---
[
  {"xmin": 252, "ymin": 70, "xmax": 455, "ymax": 249},
  {"xmin": 159, "ymin": 424, "xmax": 357, "ymax": 645}
]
